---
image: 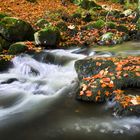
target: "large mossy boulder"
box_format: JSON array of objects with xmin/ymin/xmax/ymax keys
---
[
  {"xmin": 0, "ymin": 36, "xmax": 11, "ymax": 50},
  {"xmin": 34, "ymin": 26, "xmax": 60, "ymax": 47},
  {"xmin": 8, "ymin": 42, "xmax": 28, "ymax": 55},
  {"xmin": 75, "ymin": 56, "xmax": 140, "ymax": 116},
  {"xmin": 0, "ymin": 17, "xmax": 34, "ymax": 42}
]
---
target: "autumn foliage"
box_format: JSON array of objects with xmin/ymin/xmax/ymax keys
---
[{"xmin": 75, "ymin": 56, "xmax": 140, "ymax": 110}]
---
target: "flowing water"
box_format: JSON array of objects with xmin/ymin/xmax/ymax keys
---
[{"xmin": 0, "ymin": 42, "xmax": 140, "ymax": 140}]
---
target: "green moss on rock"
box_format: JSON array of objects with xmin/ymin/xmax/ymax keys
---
[
  {"xmin": 34, "ymin": 25, "xmax": 61, "ymax": 47},
  {"xmin": 75, "ymin": 56, "xmax": 140, "ymax": 103},
  {"xmin": 0, "ymin": 17, "xmax": 34, "ymax": 42},
  {"xmin": 93, "ymin": 19, "xmax": 105, "ymax": 29},
  {"xmin": 82, "ymin": 19, "xmax": 105, "ymax": 30},
  {"xmin": 106, "ymin": 22, "xmax": 116, "ymax": 29},
  {"xmin": 8, "ymin": 42, "xmax": 28, "ymax": 55}
]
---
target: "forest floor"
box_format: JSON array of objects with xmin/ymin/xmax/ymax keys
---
[{"xmin": 0, "ymin": 0, "xmax": 123, "ymax": 25}]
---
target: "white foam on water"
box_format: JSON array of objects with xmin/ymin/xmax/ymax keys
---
[
  {"xmin": 0, "ymin": 50, "xmax": 85, "ymax": 121},
  {"xmin": 60, "ymin": 116, "xmax": 140, "ymax": 135}
]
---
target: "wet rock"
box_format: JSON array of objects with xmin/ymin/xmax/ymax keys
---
[
  {"xmin": 1, "ymin": 78, "xmax": 18, "ymax": 84},
  {"xmin": 0, "ymin": 17, "xmax": 34, "ymax": 42},
  {"xmin": 8, "ymin": 42, "xmax": 28, "ymax": 55},
  {"xmin": 34, "ymin": 26, "xmax": 60, "ymax": 47},
  {"xmin": 75, "ymin": 56, "xmax": 140, "ymax": 104},
  {"xmin": 113, "ymin": 90, "xmax": 140, "ymax": 117},
  {"xmin": 113, "ymin": 100, "xmax": 140, "ymax": 117}
]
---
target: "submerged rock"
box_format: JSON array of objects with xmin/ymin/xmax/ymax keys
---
[
  {"xmin": 0, "ymin": 17, "xmax": 34, "ymax": 42},
  {"xmin": 75, "ymin": 56, "xmax": 140, "ymax": 116},
  {"xmin": 1, "ymin": 78, "xmax": 18, "ymax": 84}
]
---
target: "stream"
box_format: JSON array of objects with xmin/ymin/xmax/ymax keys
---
[{"xmin": 0, "ymin": 42, "xmax": 140, "ymax": 140}]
